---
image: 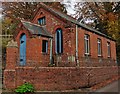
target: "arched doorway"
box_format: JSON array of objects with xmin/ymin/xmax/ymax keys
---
[{"xmin": 20, "ymin": 34, "xmax": 26, "ymax": 65}]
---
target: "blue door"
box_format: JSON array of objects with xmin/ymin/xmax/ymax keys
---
[{"xmin": 20, "ymin": 34, "xmax": 26, "ymax": 65}]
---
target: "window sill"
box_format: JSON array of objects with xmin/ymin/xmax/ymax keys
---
[
  {"xmin": 84, "ymin": 53, "xmax": 91, "ymax": 57},
  {"xmin": 55, "ymin": 53, "xmax": 63, "ymax": 55},
  {"xmin": 107, "ymin": 56, "xmax": 111, "ymax": 58},
  {"xmin": 42, "ymin": 52, "xmax": 48, "ymax": 55},
  {"xmin": 98, "ymin": 55, "xmax": 103, "ymax": 57}
]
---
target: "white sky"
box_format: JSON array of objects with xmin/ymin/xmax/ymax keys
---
[{"xmin": 62, "ymin": 0, "xmax": 76, "ymax": 15}]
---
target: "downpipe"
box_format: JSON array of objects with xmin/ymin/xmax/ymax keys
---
[
  {"xmin": 76, "ymin": 25, "xmax": 79, "ymax": 66},
  {"xmin": 50, "ymin": 38, "xmax": 53, "ymax": 64}
]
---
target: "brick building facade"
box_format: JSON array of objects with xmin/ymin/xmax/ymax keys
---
[
  {"xmin": 15, "ymin": 3, "xmax": 116, "ymax": 67},
  {"xmin": 4, "ymin": 3, "xmax": 118, "ymax": 91}
]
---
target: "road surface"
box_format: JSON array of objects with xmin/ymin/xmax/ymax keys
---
[{"xmin": 95, "ymin": 79, "xmax": 119, "ymax": 93}]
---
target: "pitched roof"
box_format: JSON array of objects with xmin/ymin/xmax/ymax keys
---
[
  {"xmin": 21, "ymin": 20, "xmax": 52, "ymax": 38},
  {"xmin": 34, "ymin": 3, "xmax": 115, "ymax": 41}
]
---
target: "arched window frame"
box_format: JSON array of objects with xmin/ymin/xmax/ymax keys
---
[{"xmin": 55, "ymin": 28, "xmax": 63, "ymax": 54}]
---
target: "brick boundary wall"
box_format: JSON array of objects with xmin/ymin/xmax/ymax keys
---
[{"xmin": 4, "ymin": 66, "xmax": 118, "ymax": 91}]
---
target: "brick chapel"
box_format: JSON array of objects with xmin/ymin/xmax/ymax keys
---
[{"xmin": 4, "ymin": 3, "xmax": 118, "ymax": 91}]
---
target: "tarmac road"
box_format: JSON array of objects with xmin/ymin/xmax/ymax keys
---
[{"xmin": 95, "ymin": 79, "xmax": 119, "ymax": 93}]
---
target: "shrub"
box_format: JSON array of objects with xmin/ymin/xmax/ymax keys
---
[{"xmin": 15, "ymin": 82, "xmax": 34, "ymax": 94}]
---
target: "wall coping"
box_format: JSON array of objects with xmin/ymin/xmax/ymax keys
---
[
  {"xmin": 7, "ymin": 40, "xmax": 18, "ymax": 48},
  {"xmin": 15, "ymin": 66, "xmax": 118, "ymax": 69},
  {"xmin": 4, "ymin": 69, "xmax": 16, "ymax": 71}
]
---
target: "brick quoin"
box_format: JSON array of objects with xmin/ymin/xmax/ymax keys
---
[{"xmin": 4, "ymin": 3, "xmax": 118, "ymax": 91}]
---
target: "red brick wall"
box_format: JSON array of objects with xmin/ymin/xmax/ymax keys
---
[
  {"xmin": 4, "ymin": 70, "xmax": 16, "ymax": 89},
  {"xmin": 26, "ymin": 37, "xmax": 50, "ymax": 67},
  {"xmin": 111, "ymin": 41, "xmax": 116, "ymax": 60},
  {"xmin": 4, "ymin": 66, "xmax": 118, "ymax": 91},
  {"xmin": 78, "ymin": 28, "xmax": 116, "ymax": 62},
  {"xmin": 6, "ymin": 47, "xmax": 18, "ymax": 69}
]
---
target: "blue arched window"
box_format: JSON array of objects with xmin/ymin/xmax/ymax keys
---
[
  {"xmin": 55, "ymin": 28, "xmax": 63, "ymax": 54},
  {"xmin": 20, "ymin": 34, "xmax": 26, "ymax": 66}
]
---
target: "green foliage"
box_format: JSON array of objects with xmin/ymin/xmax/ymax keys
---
[
  {"xmin": 2, "ymin": 18, "xmax": 20, "ymax": 35},
  {"xmin": 2, "ymin": 38, "xmax": 11, "ymax": 64},
  {"xmin": 107, "ymin": 16, "xmax": 120, "ymax": 64},
  {"xmin": 106, "ymin": 20, "xmax": 119, "ymax": 38},
  {"xmin": 2, "ymin": 38, "xmax": 10, "ymax": 54},
  {"xmin": 15, "ymin": 82, "xmax": 34, "ymax": 94}
]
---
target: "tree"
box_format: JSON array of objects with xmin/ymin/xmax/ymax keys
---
[
  {"xmin": 2, "ymin": 2, "xmax": 67, "ymax": 20},
  {"xmin": 2, "ymin": 2, "xmax": 39, "ymax": 20},
  {"xmin": 2, "ymin": 17, "xmax": 20, "ymax": 35},
  {"xmin": 74, "ymin": 2, "xmax": 118, "ymax": 31}
]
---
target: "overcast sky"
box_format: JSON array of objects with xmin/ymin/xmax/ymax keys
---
[{"xmin": 62, "ymin": 0, "xmax": 76, "ymax": 15}]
